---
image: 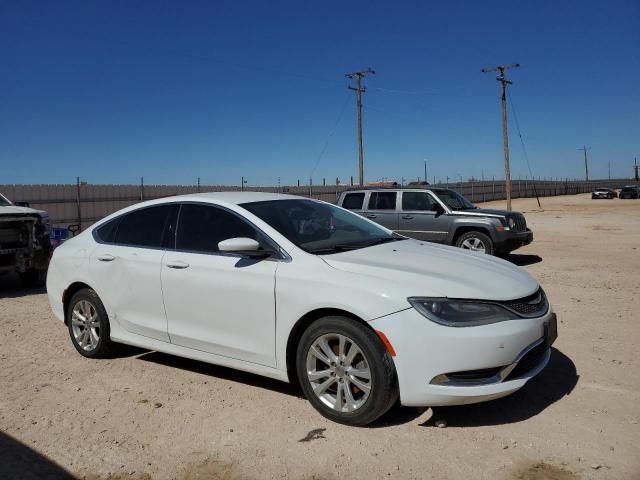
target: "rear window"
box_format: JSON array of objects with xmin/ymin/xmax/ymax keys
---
[
  {"xmin": 114, "ymin": 205, "xmax": 172, "ymax": 248},
  {"xmin": 368, "ymin": 192, "xmax": 397, "ymax": 210},
  {"xmin": 342, "ymin": 192, "xmax": 365, "ymax": 210}
]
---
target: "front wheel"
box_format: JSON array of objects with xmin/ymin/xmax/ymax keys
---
[
  {"xmin": 455, "ymin": 231, "xmax": 494, "ymax": 255},
  {"xmin": 296, "ymin": 316, "xmax": 398, "ymax": 426}
]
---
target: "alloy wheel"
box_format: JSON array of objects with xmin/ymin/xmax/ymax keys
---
[
  {"xmin": 71, "ymin": 300, "xmax": 101, "ymax": 352},
  {"xmin": 305, "ymin": 333, "xmax": 372, "ymax": 413},
  {"xmin": 460, "ymin": 237, "xmax": 487, "ymax": 252}
]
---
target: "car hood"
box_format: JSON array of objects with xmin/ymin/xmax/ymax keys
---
[
  {"xmin": 0, "ymin": 205, "xmax": 46, "ymax": 218},
  {"xmin": 321, "ymin": 239, "xmax": 539, "ymax": 301}
]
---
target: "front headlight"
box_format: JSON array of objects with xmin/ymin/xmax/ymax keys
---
[
  {"xmin": 408, "ymin": 297, "xmax": 519, "ymax": 327},
  {"xmin": 507, "ymin": 217, "xmax": 516, "ymax": 229}
]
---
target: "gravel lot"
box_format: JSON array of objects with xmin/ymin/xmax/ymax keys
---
[{"xmin": 1, "ymin": 193, "xmax": 639, "ymax": 480}]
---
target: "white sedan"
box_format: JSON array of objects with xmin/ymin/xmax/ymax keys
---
[{"xmin": 47, "ymin": 192, "xmax": 556, "ymax": 426}]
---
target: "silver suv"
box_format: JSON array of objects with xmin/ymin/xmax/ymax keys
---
[{"xmin": 337, "ymin": 188, "xmax": 532, "ymax": 255}]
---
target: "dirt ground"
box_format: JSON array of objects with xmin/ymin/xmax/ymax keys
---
[{"xmin": 1, "ymin": 193, "xmax": 639, "ymax": 480}]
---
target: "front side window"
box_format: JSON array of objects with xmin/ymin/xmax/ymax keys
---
[
  {"xmin": 176, "ymin": 204, "xmax": 263, "ymax": 253},
  {"xmin": 242, "ymin": 199, "xmax": 403, "ymax": 254},
  {"xmin": 113, "ymin": 205, "xmax": 172, "ymax": 248},
  {"xmin": 402, "ymin": 192, "xmax": 437, "ymax": 211},
  {"xmin": 342, "ymin": 192, "xmax": 365, "ymax": 210},
  {"xmin": 368, "ymin": 192, "xmax": 397, "ymax": 210}
]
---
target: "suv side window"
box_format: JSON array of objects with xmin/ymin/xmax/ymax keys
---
[
  {"xmin": 176, "ymin": 204, "xmax": 263, "ymax": 254},
  {"xmin": 342, "ymin": 192, "xmax": 365, "ymax": 210},
  {"xmin": 368, "ymin": 192, "xmax": 397, "ymax": 210},
  {"xmin": 114, "ymin": 205, "xmax": 173, "ymax": 248},
  {"xmin": 402, "ymin": 192, "xmax": 437, "ymax": 211}
]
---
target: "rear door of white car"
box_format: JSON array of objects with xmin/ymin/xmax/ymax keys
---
[
  {"xmin": 161, "ymin": 203, "xmax": 278, "ymax": 367},
  {"xmin": 90, "ymin": 204, "xmax": 177, "ymax": 342}
]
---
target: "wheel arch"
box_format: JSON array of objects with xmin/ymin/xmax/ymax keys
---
[
  {"xmin": 62, "ymin": 281, "xmax": 94, "ymax": 324},
  {"xmin": 285, "ymin": 308, "xmax": 374, "ymax": 384},
  {"xmin": 452, "ymin": 225, "xmax": 492, "ymax": 245}
]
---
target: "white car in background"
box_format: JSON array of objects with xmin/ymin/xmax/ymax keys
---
[{"xmin": 47, "ymin": 192, "xmax": 556, "ymax": 425}]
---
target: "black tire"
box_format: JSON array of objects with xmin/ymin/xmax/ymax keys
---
[
  {"xmin": 455, "ymin": 231, "xmax": 494, "ymax": 255},
  {"xmin": 296, "ymin": 316, "xmax": 398, "ymax": 426},
  {"xmin": 18, "ymin": 268, "xmax": 47, "ymax": 288},
  {"xmin": 66, "ymin": 288, "xmax": 116, "ymax": 358}
]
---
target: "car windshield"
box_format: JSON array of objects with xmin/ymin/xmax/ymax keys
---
[
  {"xmin": 432, "ymin": 190, "xmax": 476, "ymax": 210},
  {"xmin": 0, "ymin": 194, "xmax": 13, "ymax": 207},
  {"xmin": 241, "ymin": 199, "xmax": 404, "ymax": 254}
]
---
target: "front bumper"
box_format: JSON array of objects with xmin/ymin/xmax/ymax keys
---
[
  {"xmin": 494, "ymin": 229, "xmax": 533, "ymax": 253},
  {"xmin": 370, "ymin": 307, "xmax": 556, "ymax": 407}
]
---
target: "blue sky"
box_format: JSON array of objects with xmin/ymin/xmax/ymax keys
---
[{"xmin": 1, "ymin": 0, "xmax": 638, "ymax": 186}]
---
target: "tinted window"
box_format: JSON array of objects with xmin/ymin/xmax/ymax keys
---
[
  {"xmin": 176, "ymin": 204, "xmax": 261, "ymax": 253},
  {"xmin": 95, "ymin": 218, "xmax": 119, "ymax": 243},
  {"xmin": 115, "ymin": 205, "xmax": 172, "ymax": 248},
  {"xmin": 402, "ymin": 192, "xmax": 436, "ymax": 211},
  {"xmin": 368, "ymin": 192, "xmax": 397, "ymax": 210},
  {"xmin": 342, "ymin": 193, "xmax": 365, "ymax": 210}
]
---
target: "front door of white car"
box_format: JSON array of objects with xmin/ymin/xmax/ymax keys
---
[
  {"xmin": 90, "ymin": 204, "xmax": 176, "ymax": 342},
  {"xmin": 161, "ymin": 203, "xmax": 278, "ymax": 367}
]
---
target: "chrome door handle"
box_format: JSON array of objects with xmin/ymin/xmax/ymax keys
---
[
  {"xmin": 97, "ymin": 254, "xmax": 115, "ymax": 262},
  {"xmin": 402, "ymin": 215, "xmax": 414, "ymax": 219},
  {"xmin": 366, "ymin": 214, "xmax": 377, "ymax": 218},
  {"xmin": 166, "ymin": 260, "xmax": 190, "ymax": 269}
]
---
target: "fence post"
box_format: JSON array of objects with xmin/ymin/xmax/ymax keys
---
[
  {"xmin": 76, "ymin": 176, "xmax": 82, "ymax": 231},
  {"xmin": 140, "ymin": 176, "xmax": 145, "ymax": 201}
]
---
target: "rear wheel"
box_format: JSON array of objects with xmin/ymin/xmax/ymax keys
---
[
  {"xmin": 296, "ymin": 316, "xmax": 398, "ymax": 426},
  {"xmin": 455, "ymin": 231, "xmax": 494, "ymax": 255},
  {"xmin": 67, "ymin": 288, "xmax": 116, "ymax": 358}
]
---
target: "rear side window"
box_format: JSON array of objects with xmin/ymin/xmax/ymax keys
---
[
  {"xmin": 176, "ymin": 204, "xmax": 262, "ymax": 254},
  {"xmin": 342, "ymin": 193, "xmax": 365, "ymax": 210},
  {"xmin": 95, "ymin": 218, "xmax": 119, "ymax": 243},
  {"xmin": 402, "ymin": 192, "xmax": 436, "ymax": 211},
  {"xmin": 368, "ymin": 192, "xmax": 397, "ymax": 210},
  {"xmin": 114, "ymin": 205, "xmax": 172, "ymax": 248}
]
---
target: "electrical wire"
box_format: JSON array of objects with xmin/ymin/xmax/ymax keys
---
[{"xmin": 309, "ymin": 94, "xmax": 351, "ymax": 179}]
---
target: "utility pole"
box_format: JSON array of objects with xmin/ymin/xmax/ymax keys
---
[
  {"xmin": 579, "ymin": 145, "xmax": 591, "ymax": 181},
  {"xmin": 346, "ymin": 68, "xmax": 375, "ymax": 186},
  {"xmin": 608, "ymin": 162, "xmax": 610, "ymax": 180},
  {"xmin": 424, "ymin": 159, "xmax": 427, "ymax": 184},
  {"xmin": 482, "ymin": 63, "xmax": 520, "ymax": 211},
  {"xmin": 634, "ymin": 158, "xmax": 639, "ymax": 182}
]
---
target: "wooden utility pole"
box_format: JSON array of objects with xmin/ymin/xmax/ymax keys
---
[
  {"xmin": 346, "ymin": 68, "xmax": 375, "ymax": 186},
  {"xmin": 482, "ymin": 63, "xmax": 520, "ymax": 211},
  {"xmin": 579, "ymin": 145, "xmax": 591, "ymax": 181},
  {"xmin": 424, "ymin": 159, "xmax": 427, "ymax": 184}
]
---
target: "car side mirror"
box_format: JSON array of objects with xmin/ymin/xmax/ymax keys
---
[
  {"xmin": 432, "ymin": 203, "xmax": 445, "ymax": 215},
  {"xmin": 218, "ymin": 237, "xmax": 274, "ymax": 258}
]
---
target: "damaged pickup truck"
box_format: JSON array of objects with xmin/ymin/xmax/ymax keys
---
[{"xmin": 0, "ymin": 192, "xmax": 51, "ymax": 286}]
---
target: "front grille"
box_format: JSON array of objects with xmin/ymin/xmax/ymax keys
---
[
  {"xmin": 500, "ymin": 288, "xmax": 548, "ymax": 318},
  {"xmin": 504, "ymin": 342, "xmax": 548, "ymax": 381},
  {"xmin": 512, "ymin": 214, "xmax": 527, "ymax": 232}
]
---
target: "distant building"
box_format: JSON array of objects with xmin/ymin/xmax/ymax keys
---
[
  {"xmin": 407, "ymin": 180, "xmax": 430, "ymax": 186},
  {"xmin": 367, "ymin": 181, "xmax": 399, "ymax": 187}
]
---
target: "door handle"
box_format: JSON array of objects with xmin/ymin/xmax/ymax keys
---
[
  {"xmin": 402, "ymin": 215, "xmax": 414, "ymax": 219},
  {"xmin": 97, "ymin": 254, "xmax": 116, "ymax": 262},
  {"xmin": 166, "ymin": 260, "xmax": 190, "ymax": 269},
  {"xmin": 366, "ymin": 214, "xmax": 377, "ymax": 218}
]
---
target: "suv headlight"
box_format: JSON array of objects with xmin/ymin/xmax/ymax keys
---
[
  {"xmin": 408, "ymin": 297, "xmax": 519, "ymax": 327},
  {"xmin": 507, "ymin": 217, "xmax": 516, "ymax": 229}
]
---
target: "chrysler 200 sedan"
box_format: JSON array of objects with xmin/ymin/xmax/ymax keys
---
[{"xmin": 47, "ymin": 192, "xmax": 557, "ymax": 426}]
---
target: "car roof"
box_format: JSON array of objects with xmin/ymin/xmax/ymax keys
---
[{"xmin": 169, "ymin": 191, "xmax": 306, "ymax": 205}]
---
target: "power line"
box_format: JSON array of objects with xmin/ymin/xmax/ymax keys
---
[{"xmin": 309, "ymin": 94, "xmax": 351, "ymax": 178}]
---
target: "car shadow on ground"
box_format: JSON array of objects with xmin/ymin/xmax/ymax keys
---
[
  {"xmin": 501, "ymin": 253, "xmax": 543, "ymax": 266},
  {"xmin": 0, "ymin": 273, "xmax": 47, "ymax": 299},
  {"xmin": 419, "ymin": 348, "xmax": 578, "ymax": 428},
  {"xmin": 0, "ymin": 431, "xmax": 74, "ymax": 480},
  {"xmin": 136, "ymin": 351, "xmax": 305, "ymax": 398}
]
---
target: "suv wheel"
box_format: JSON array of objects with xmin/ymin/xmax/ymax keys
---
[
  {"xmin": 296, "ymin": 316, "xmax": 398, "ymax": 426},
  {"xmin": 455, "ymin": 231, "xmax": 494, "ymax": 255}
]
